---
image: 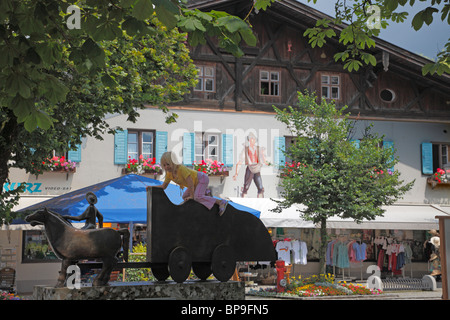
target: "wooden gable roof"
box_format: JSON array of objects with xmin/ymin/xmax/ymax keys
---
[{"xmin": 186, "ymin": 0, "xmax": 450, "ymax": 122}]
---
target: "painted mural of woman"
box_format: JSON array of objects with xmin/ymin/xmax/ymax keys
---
[{"xmin": 232, "ymin": 132, "xmax": 270, "ymax": 198}]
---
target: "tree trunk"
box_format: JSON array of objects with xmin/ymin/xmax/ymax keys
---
[{"xmin": 318, "ymin": 216, "xmax": 328, "ymax": 274}]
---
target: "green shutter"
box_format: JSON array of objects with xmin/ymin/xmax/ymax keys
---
[
  {"xmin": 68, "ymin": 142, "xmax": 82, "ymax": 163},
  {"xmin": 274, "ymin": 136, "xmax": 286, "ymax": 167},
  {"xmin": 350, "ymin": 139, "xmax": 360, "ymax": 149},
  {"xmin": 155, "ymin": 131, "xmax": 168, "ymax": 164},
  {"xmin": 421, "ymin": 142, "xmax": 433, "ymax": 174},
  {"xmin": 114, "ymin": 130, "xmax": 128, "ymax": 164},
  {"xmin": 222, "ymin": 134, "xmax": 233, "ymax": 167},
  {"xmin": 383, "ymin": 140, "xmax": 394, "ymax": 171},
  {"xmin": 183, "ymin": 132, "xmax": 194, "ymax": 166}
]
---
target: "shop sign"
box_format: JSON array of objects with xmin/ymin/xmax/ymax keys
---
[{"xmin": 3, "ymin": 182, "xmax": 72, "ymax": 194}]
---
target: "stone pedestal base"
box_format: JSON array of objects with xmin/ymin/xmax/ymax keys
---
[{"xmin": 33, "ymin": 280, "xmax": 244, "ymax": 300}]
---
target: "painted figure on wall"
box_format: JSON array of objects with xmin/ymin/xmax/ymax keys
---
[
  {"xmin": 232, "ymin": 132, "xmax": 270, "ymax": 198},
  {"xmin": 62, "ymin": 192, "xmax": 103, "ymax": 229}
]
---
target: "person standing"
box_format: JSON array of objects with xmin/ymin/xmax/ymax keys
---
[{"xmin": 232, "ymin": 132, "xmax": 270, "ymax": 198}]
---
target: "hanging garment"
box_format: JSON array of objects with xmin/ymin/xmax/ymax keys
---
[
  {"xmin": 404, "ymin": 244, "xmax": 413, "ymax": 264},
  {"xmin": 352, "ymin": 242, "xmax": 367, "ymax": 261},
  {"xmin": 300, "ymin": 241, "xmax": 308, "ymax": 265},
  {"xmin": 291, "ymin": 240, "xmax": 308, "ymax": 265},
  {"xmin": 326, "ymin": 240, "xmax": 337, "ymax": 266},
  {"xmin": 291, "ymin": 240, "xmax": 301, "ymax": 264},
  {"xmin": 276, "ymin": 240, "xmax": 292, "ymax": 265},
  {"xmin": 333, "ymin": 241, "xmax": 350, "ymax": 268}
]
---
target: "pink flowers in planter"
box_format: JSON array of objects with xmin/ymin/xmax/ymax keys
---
[
  {"xmin": 127, "ymin": 155, "xmax": 162, "ymax": 174},
  {"xmin": 43, "ymin": 156, "xmax": 76, "ymax": 172},
  {"xmin": 193, "ymin": 159, "xmax": 228, "ymax": 175}
]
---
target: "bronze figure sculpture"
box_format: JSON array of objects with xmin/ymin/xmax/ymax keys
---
[
  {"xmin": 62, "ymin": 192, "xmax": 104, "ymax": 229},
  {"xmin": 25, "ymin": 208, "xmax": 129, "ymax": 287}
]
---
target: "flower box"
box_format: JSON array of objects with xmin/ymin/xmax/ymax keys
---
[
  {"xmin": 124, "ymin": 156, "xmax": 163, "ymax": 176},
  {"xmin": 193, "ymin": 159, "xmax": 229, "ymax": 177},
  {"xmin": 427, "ymin": 168, "xmax": 450, "ymax": 189}
]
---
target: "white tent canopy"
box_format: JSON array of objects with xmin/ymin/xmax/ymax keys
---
[{"xmin": 228, "ymin": 198, "xmax": 449, "ymax": 230}]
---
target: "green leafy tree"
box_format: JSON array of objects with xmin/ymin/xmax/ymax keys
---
[
  {"xmin": 0, "ymin": 14, "xmax": 198, "ymax": 225},
  {"xmin": 304, "ymin": 0, "xmax": 449, "ymax": 75},
  {"xmin": 0, "ymin": 0, "xmax": 277, "ymax": 225},
  {"xmin": 273, "ymin": 92, "xmax": 414, "ymax": 273}
]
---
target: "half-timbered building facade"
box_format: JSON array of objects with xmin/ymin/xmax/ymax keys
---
[{"xmin": 3, "ymin": 0, "xmax": 450, "ymax": 292}]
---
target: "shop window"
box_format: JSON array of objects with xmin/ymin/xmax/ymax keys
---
[
  {"xmin": 321, "ymin": 75, "xmax": 340, "ymax": 100},
  {"xmin": 127, "ymin": 130, "xmax": 155, "ymax": 161},
  {"xmin": 22, "ymin": 230, "xmax": 58, "ymax": 263},
  {"xmin": 260, "ymin": 71, "xmax": 280, "ymax": 96},
  {"xmin": 194, "ymin": 66, "xmax": 215, "ymax": 92},
  {"xmin": 422, "ymin": 142, "xmax": 450, "ymax": 174},
  {"xmin": 195, "ymin": 132, "xmax": 220, "ymax": 162}
]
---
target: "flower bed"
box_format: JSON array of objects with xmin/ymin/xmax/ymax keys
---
[
  {"xmin": 0, "ymin": 290, "xmax": 24, "ymax": 300},
  {"xmin": 248, "ymin": 274, "xmax": 382, "ymax": 298}
]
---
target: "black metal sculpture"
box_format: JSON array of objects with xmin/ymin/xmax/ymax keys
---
[
  {"xmin": 25, "ymin": 208, "xmax": 129, "ymax": 287},
  {"xmin": 146, "ymin": 186, "xmax": 276, "ymax": 283},
  {"xmin": 62, "ymin": 192, "xmax": 104, "ymax": 229}
]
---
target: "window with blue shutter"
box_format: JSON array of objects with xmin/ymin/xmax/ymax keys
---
[
  {"xmin": 183, "ymin": 132, "xmax": 194, "ymax": 166},
  {"xmin": 274, "ymin": 136, "xmax": 286, "ymax": 167},
  {"xmin": 221, "ymin": 134, "xmax": 233, "ymax": 167},
  {"xmin": 421, "ymin": 142, "xmax": 433, "ymax": 174},
  {"xmin": 155, "ymin": 131, "xmax": 168, "ymax": 164},
  {"xmin": 350, "ymin": 139, "xmax": 360, "ymax": 149},
  {"xmin": 68, "ymin": 142, "xmax": 82, "ymax": 163},
  {"xmin": 383, "ymin": 140, "xmax": 395, "ymax": 171},
  {"xmin": 114, "ymin": 130, "xmax": 128, "ymax": 164}
]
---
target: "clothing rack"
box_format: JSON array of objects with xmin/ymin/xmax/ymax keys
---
[{"xmin": 327, "ymin": 235, "xmax": 367, "ymax": 281}]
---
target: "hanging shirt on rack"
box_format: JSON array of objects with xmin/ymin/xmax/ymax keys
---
[
  {"xmin": 276, "ymin": 240, "xmax": 292, "ymax": 265},
  {"xmin": 352, "ymin": 242, "xmax": 367, "ymax": 261},
  {"xmin": 326, "ymin": 240, "xmax": 337, "ymax": 266},
  {"xmin": 292, "ymin": 240, "xmax": 308, "ymax": 265},
  {"xmin": 333, "ymin": 241, "xmax": 350, "ymax": 268}
]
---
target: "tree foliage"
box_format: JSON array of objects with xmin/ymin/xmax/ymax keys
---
[
  {"xmin": 0, "ymin": 0, "xmax": 279, "ymax": 225},
  {"xmin": 304, "ymin": 0, "xmax": 450, "ymax": 76},
  {"xmin": 273, "ymin": 92, "xmax": 414, "ymax": 272}
]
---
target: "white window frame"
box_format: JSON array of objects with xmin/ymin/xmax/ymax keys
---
[
  {"xmin": 321, "ymin": 74, "xmax": 340, "ymax": 100},
  {"xmin": 194, "ymin": 66, "xmax": 215, "ymax": 92},
  {"xmin": 194, "ymin": 132, "xmax": 220, "ymax": 162},
  {"xmin": 260, "ymin": 70, "xmax": 280, "ymax": 96},
  {"xmin": 127, "ymin": 130, "xmax": 155, "ymax": 161}
]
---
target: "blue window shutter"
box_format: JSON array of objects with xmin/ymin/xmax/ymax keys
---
[
  {"xmin": 183, "ymin": 132, "xmax": 194, "ymax": 166},
  {"xmin": 351, "ymin": 139, "xmax": 360, "ymax": 149},
  {"xmin": 274, "ymin": 136, "xmax": 286, "ymax": 167},
  {"xmin": 383, "ymin": 140, "xmax": 395, "ymax": 171},
  {"xmin": 114, "ymin": 130, "xmax": 128, "ymax": 164},
  {"xmin": 421, "ymin": 142, "xmax": 433, "ymax": 174},
  {"xmin": 155, "ymin": 131, "xmax": 168, "ymax": 164},
  {"xmin": 222, "ymin": 134, "xmax": 233, "ymax": 167},
  {"xmin": 68, "ymin": 142, "xmax": 82, "ymax": 163}
]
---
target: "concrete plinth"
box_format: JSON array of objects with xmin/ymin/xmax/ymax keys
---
[{"xmin": 33, "ymin": 280, "xmax": 245, "ymax": 300}]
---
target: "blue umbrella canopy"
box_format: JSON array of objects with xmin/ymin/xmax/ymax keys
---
[{"xmin": 17, "ymin": 174, "xmax": 260, "ymax": 223}]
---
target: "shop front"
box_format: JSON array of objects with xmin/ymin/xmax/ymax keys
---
[{"xmin": 230, "ymin": 198, "xmax": 450, "ymax": 282}]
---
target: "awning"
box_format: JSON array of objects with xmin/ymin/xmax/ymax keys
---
[
  {"xmin": 228, "ymin": 198, "xmax": 449, "ymax": 230},
  {"xmin": 326, "ymin": 204, "xmax": 448, "ymax": 230},
  {"xmin": 229, "ymin": 197, "xmax": 314, "ymax": 228},
  {"xmin": 12, "ymin": 174, "xmax": 260, "ymax": 226}
]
